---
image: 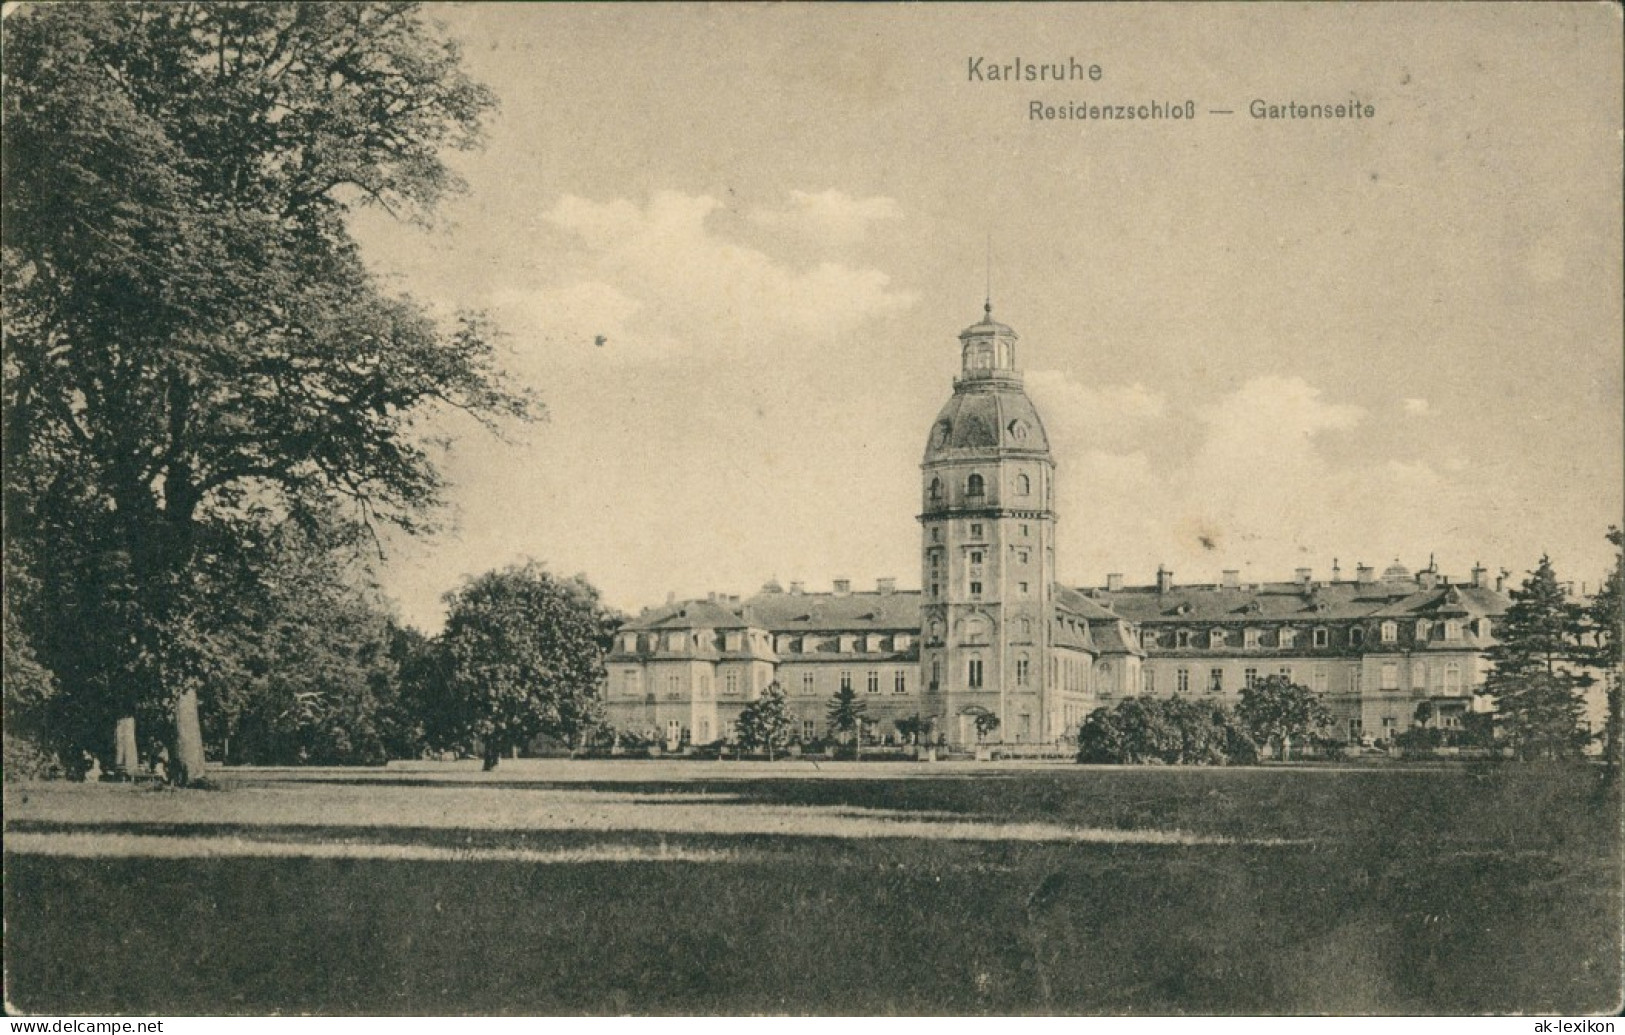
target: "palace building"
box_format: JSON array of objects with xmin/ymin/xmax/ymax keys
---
[{"xmin": 605, "ymin": 306, "xmax": 1511, "ymax": 749}]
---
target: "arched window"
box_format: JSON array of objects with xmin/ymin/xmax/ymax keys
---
[
  {"xmin": 1016, "ymin": 473, "xmax": 1031, "ymax": 495},
  {"xmin": 1380, "ymin": 621, "xmax": 1398, "ymax": 643},
  {"xmin": 928, "ymin": 477, "xmax": 942, "ymax": 502},
  {"xmin": 966, "ymin": 473, "xmax": 985, "ymax": 497}
]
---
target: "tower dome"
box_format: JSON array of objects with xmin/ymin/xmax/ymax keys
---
[{"xmin": 923, "ymin": 304, "xmax": 1050, "ymax": 463}]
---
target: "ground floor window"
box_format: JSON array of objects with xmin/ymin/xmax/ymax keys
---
[{"xmin": 801, "ymin": 719, "xmax": 815, "ymax": 741}]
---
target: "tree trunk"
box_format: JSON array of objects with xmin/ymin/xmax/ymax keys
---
[
  {"xmin": 170, "ymin": 688, "xmax": 207, "ymax": 785},
  {"xmin": 1280, "ymin": 734, "xmax": 1291, "ymax": 762},
  {"xmin": 482, "ymin": 741, "xmax": 501, "ymax": 771},
  {"xmin": 113, "ymin": 716, "xmax": 139, "ymax": 778}
]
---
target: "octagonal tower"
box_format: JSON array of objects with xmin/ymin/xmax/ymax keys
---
[{"xmin": 919, "ymin": 304, "xmax": 1056, "ymax": 746}]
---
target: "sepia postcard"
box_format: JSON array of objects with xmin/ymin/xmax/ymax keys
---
[{"xmin": 2, "ymin": 1, "xmax": 1621, "ymax": 1023}]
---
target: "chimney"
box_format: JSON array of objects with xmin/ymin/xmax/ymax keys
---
[
  {"xmin": 1222, "ymin": 570, "xmax": 1240, "ymax": 589},
  {"xmin": 1471, "ymin": 562, "xmax": 1486, "ymax": 588},
  {"xmin": 876, "ymin": 577, "xmax": 897, "ymax": 595},
  {"xmin": 707, "ymin": 591, "xmax": 718, "ymax": 602},
  {"xmin": 1418, "ymin": 570, "xmax": 1437, "ymax": 590},
  {"xmin": 1356, "ymin": 564, "xmax": 1375, "ymax": 586},
  {"xmin": 1296, "ymin": 567, "xmax": 1313, "ymax": 590},
  {"xmin": 1495, "ymin": 570, "xmax": 1509, "ymax": 593},
  {"xmin": 1331, "ymin": 558, "xmax": 1342, "ymax": 582},
  {"xmin": 1157, "ymin": 565, "xmax": 1173, "ymax": 594},
  {"xmin": 666, "ymin": 590, "xmax": 677, "ymax": 605},
  {"xmin": 1107, "ymin": 573, "xmax": 1124, "ymax": 592},
  {"xmin": 833, "ymin": 579, "xmax": 851, "ymax": 596},
  {"xmin": 789, "ymin": 581, "xmax": 805, "ymax": 595}
]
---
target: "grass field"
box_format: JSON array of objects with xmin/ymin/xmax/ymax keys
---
[{"xmin": 4, "ymin": 760, "xmax": 1620, "ymax": 1015}]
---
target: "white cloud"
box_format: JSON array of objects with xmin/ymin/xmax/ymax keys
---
[
  {"xmin": 493, "ymin": 191, "xmax": 914, "ymax": 365},
  {"xmin": 1049, "ymin": 375, "xmax": 1503, "ymax": 585},
  {"xmin": 1024, "ymin": 370, "xmax": 1167, "ymax": 453},
  {"xmin": 748, "ymin": 189, "xmax": 903, "ymax": 246},
  {"xmin": 1403, "ymin": 397, "xmax": 1431, "ymax": 416}
]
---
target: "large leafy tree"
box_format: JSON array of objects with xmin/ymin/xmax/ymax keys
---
[
  {"xmin": 1482, "ymin": 556, "xmax": 1590, "ymax": 760},
  {"xmin": 2, "ymin": 4, "xmax": 531, "ymax": 783},
  {"xmin": 1074, "ymin": 697, "xmax": 1255, "ymax": 765},
  {"xmin": 423, "ymin": 563, "xmax": 616, "ymax": 770},
  {"xmin": 733, "ymin": 682, "xmax": 792, "ymax": 760},
  {"xmin": 1237, "ymin": 675, "xmax": 1331, "ymax": 762}
]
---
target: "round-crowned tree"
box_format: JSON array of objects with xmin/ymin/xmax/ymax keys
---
[{"xmin": 428, "ymin": 563, "xmax": 616, "ymax": 769}]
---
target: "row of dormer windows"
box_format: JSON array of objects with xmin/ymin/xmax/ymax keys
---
[
  {"xmin": 1143, "ymin": 617, "xmax": 1489, "ymax": 651},
  {"xmin": 619, "ymin": 630, "xmax": 915, "ymax": 655}
]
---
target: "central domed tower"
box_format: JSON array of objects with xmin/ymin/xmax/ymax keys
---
[{"xmin": 919, "ymin": 304, "xmax": 1056, "ymax": 746}]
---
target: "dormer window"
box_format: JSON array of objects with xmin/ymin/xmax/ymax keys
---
[
  {"xmin": 667, "ymin": 632, "xmax": 685, "ymax": 652},
  {"xmin": 1415, "ymin": 619, "xmax": 1431, "ymax": 641},
  {"xmin": 1350, "ymin": 627, "xmax": 1365, "ymax": 647},
  {"xmin": 1244, "ymin": 628, "xmax": 1260, "ymax": 650},
  {"xmin": 1279, "ymin": 627, "xmax": 1296, "ymax": 649},
  {"xmin": 1381, "ymin": 621, "xmax": 1398, "ymax": 644},
  {"xmin": 1444, "ymin": 620, "xmax": 1462, "ymax": 640},
  {"xmin": 1176, "ymin": 629, "xmax": 1191, "ymax": 648},
  {"xmin": 622, "ymin": 633, "xmax": 638, "ymax": 652},
  {"xmin": 1209, "ymin": 628, "xmax": 1226, "ymax": 648},
  {"xmin": 1313, "ymin": 627, "xmax": 1329, "ymax": 648}
]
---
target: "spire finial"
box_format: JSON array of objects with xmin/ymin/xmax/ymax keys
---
[{"xmin": 984, "ymin": 229, "xmax": 993, "ymax": 316}]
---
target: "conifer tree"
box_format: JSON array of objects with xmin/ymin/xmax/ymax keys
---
[
  {"xmin": 1481, "ymin": 556, "xmax": 1589, "ymax": 759},
  {"xmin": 826, "ymin": 683, "xmax": 867, "ymax": 760},
  {"xmin": 1582, "ymin": 529, "xmax": 1623, "ymax": 774}
]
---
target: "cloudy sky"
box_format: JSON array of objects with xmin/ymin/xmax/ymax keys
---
[{"xmin": 355, "ymin": 3, "xmax": 1624, "ymax": 630}]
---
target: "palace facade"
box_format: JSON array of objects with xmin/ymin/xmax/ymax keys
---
[{"xmin": 606, "ymin": 307, "xmax": 1511, "ymax": 749}]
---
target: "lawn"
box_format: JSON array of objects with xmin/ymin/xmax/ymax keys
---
[{"xmin": 4, "ymin": 760, "xmax": 1620, "ymax": 1015}]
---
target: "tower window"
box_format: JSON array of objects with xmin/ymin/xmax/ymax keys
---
[
  {"xmin": 968, "ymin": 655, "xmax": 984, "ymax": 688},
  {"xmin": 970, "ymin": 581, "xmax": 982, "ymax": 597},
  {"xmin": 1016, "ymin": 473, "xmax": 1031, "ymax": 495},
  {"xmin": 970, "ymin": 551, "xmax": 983, "ymax": 564},
  {"xmin": 1016, "ymin": 655, "xmax": 1030, "ymax": 686},
  {"xmin": 928, "ymin": 478, "xmax": 943, "ymax": 503},
  {"xmin": 1020, "ymin": 524, "xmax": 1030, "ymax": 537},
  {"xmin": 969, "ymin": 523, "xmax": 984, "ymax": 538},
  {"xmin": 966, "ymin": 473, "xmax": 985, "ymax": 497}
]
